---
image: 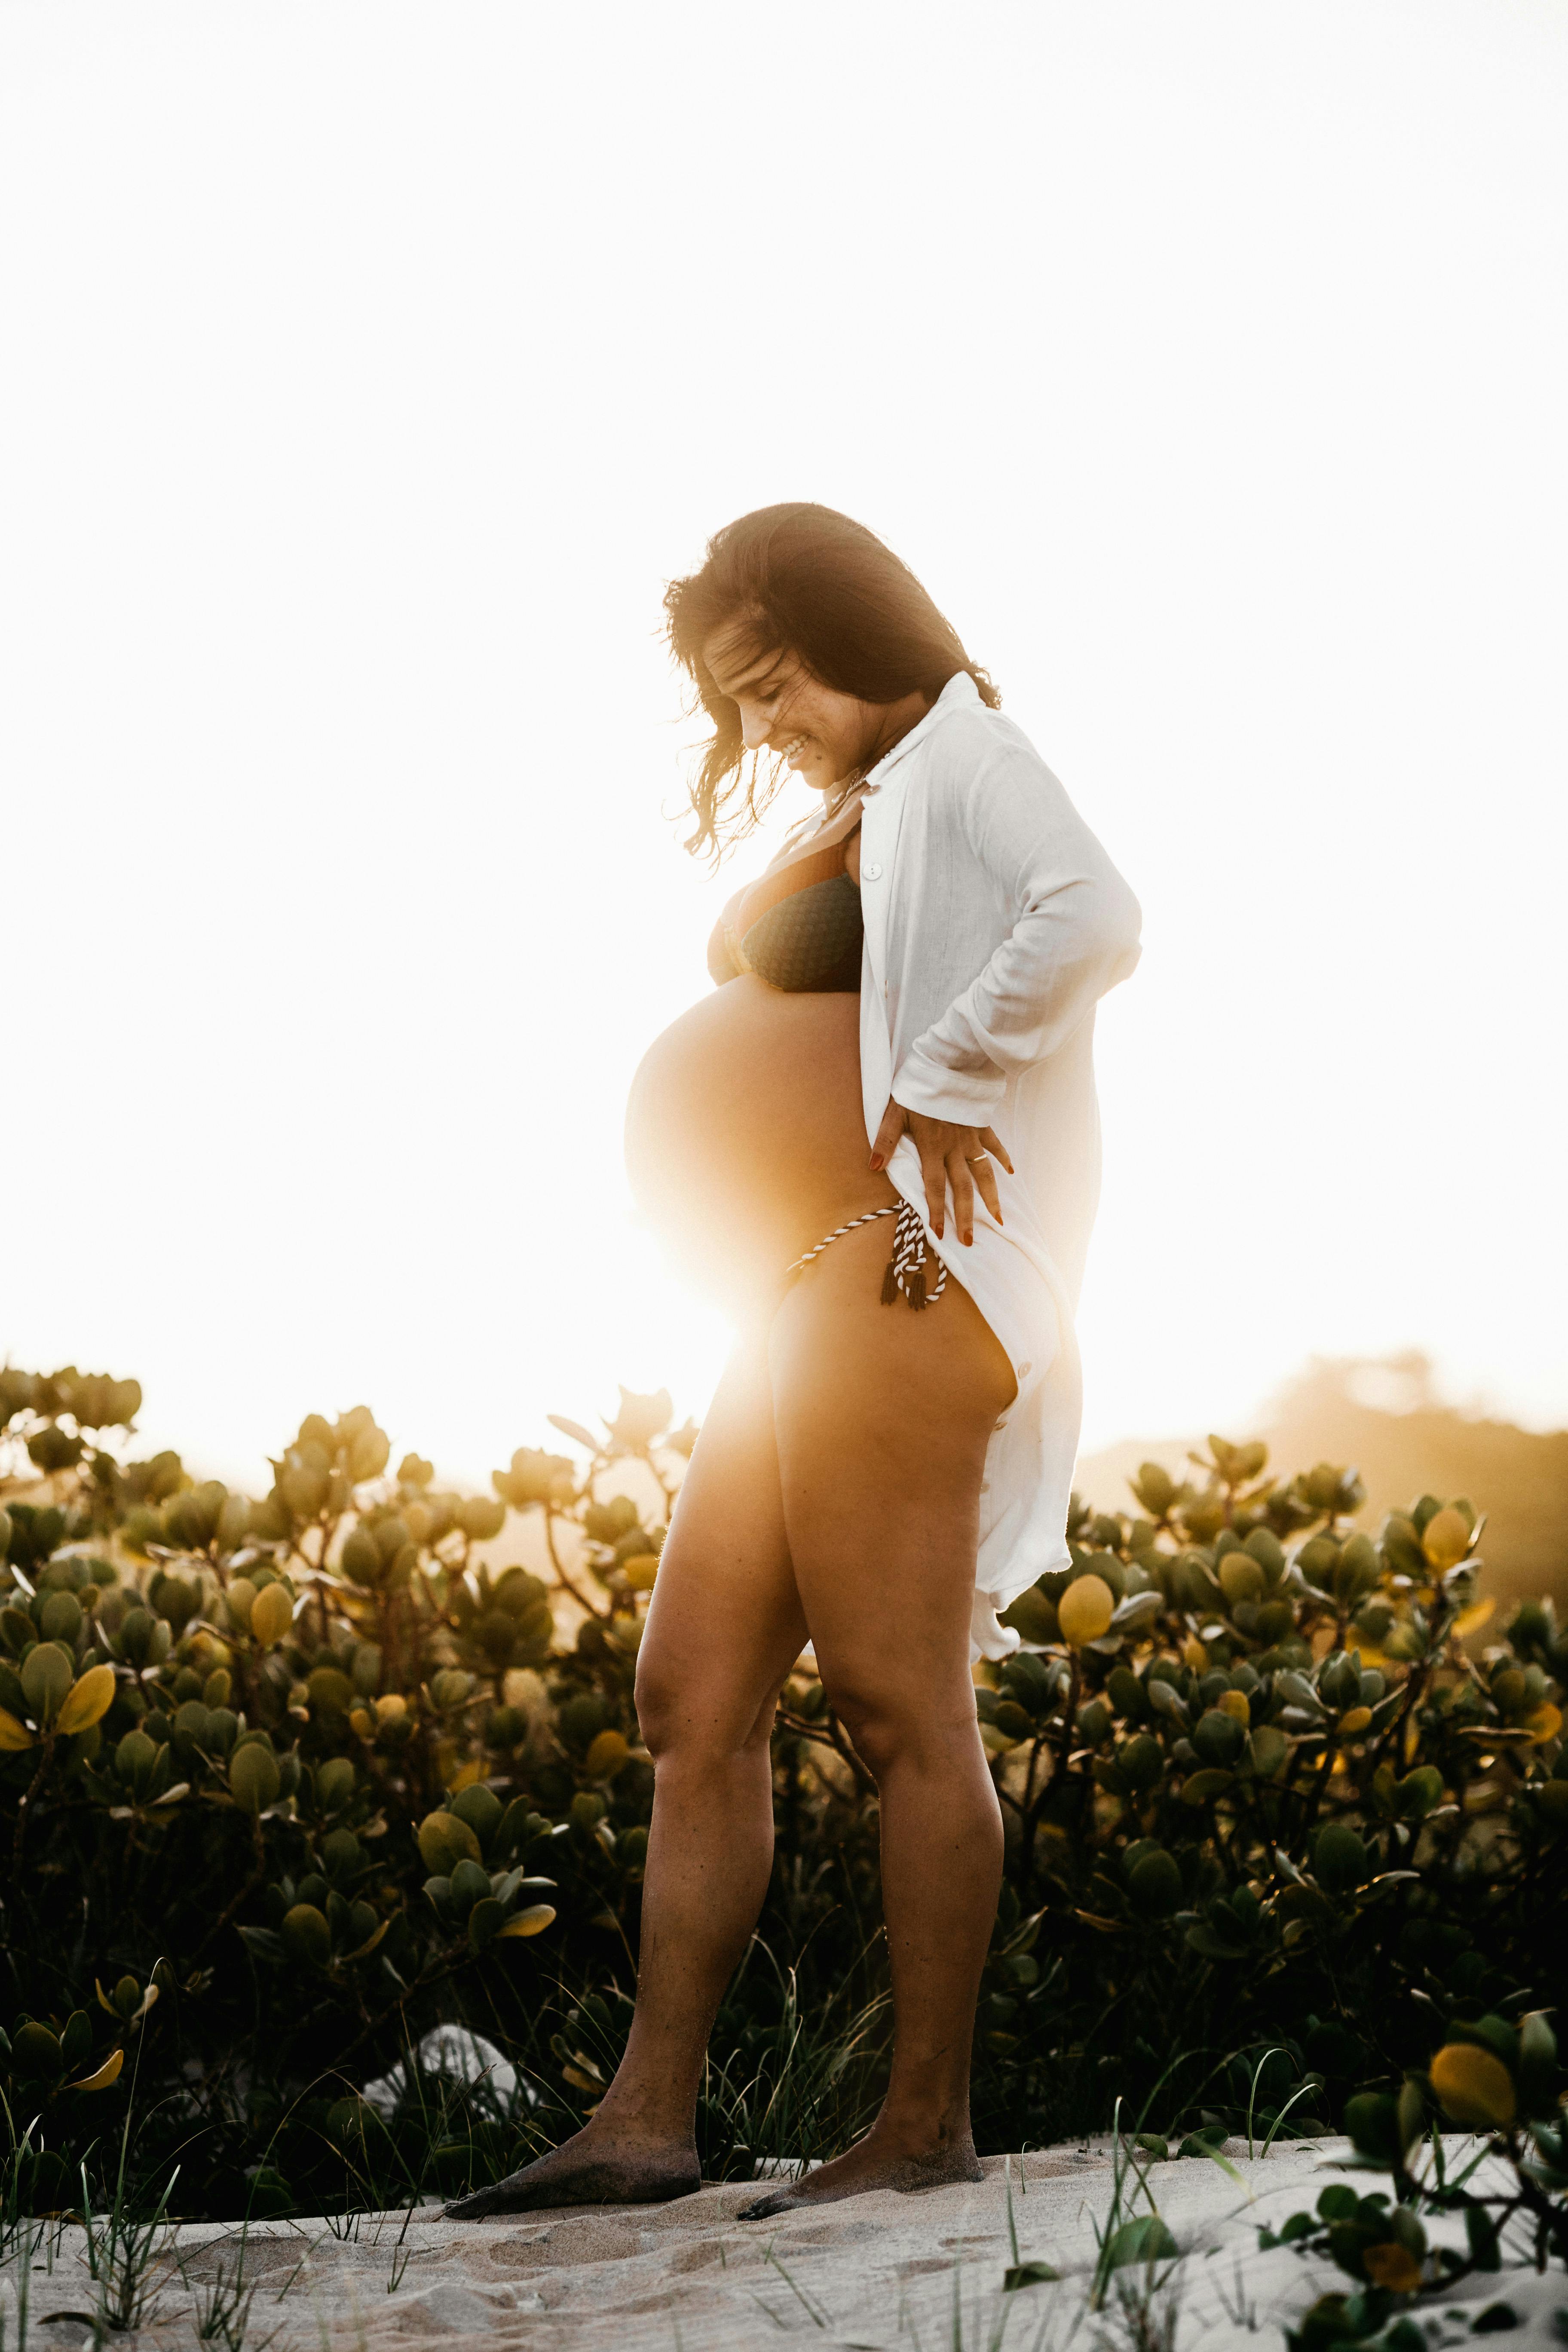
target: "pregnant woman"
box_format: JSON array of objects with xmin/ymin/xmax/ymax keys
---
[{"xmin": 450, "ymin": 502, "xmax": 1141, "ymax": 2220}]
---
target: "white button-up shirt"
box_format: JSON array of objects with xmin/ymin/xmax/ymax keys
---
[{"xmin": 855, "ymin": 672, "xmax": 1142, "ymax": 1657}]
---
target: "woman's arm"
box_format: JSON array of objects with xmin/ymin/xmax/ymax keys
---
[
  {"xmin": 892, "ymin": 738, "xmax": 1142, "ymax": 1125},
  {"xmin": 870, "ymin": 732, "xmax": 1140, "ymax": 1242}
]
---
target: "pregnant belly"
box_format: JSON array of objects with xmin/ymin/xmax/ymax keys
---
[{"xmin": 624, "ymin": 977, "xmax": 896, "ymax": 1320}]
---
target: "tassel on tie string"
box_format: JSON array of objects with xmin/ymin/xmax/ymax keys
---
[{"xmin": 882, "ymin": 1197, "xmax": 947, "ymax": 1311}]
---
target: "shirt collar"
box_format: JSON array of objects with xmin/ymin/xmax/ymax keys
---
[{"xmin": 863, "ymin": 669, "xmax": 980, "ymax": 791}]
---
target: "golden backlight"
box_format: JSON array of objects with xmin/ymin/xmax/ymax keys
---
[{"xmin": 1, "ymin": 3, "xmax": 1564, "ymax": 1488}]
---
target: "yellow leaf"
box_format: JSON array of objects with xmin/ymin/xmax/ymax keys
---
[
  {"xmin": 497, "ymin": 1904, "xmax": 556, "ymax": 1940},
  {"xmin": 1216, "ymin": 1690, "xmax": 1251, "ymax": 1726},
  {"xmin": 622, "ymin": 1553, "xmax": 659, "ymax": 1592},
  {"xmin": 1430, "ymin": 2042, "xmax": 1516, "ymax": 2130},
  {"xmin": 1182, "ymin": 1636, "xmax": 1210, "ymax": 1673},
  {"xmin": 584, "ymin": 1729, "xmax": 631, "ymax": 1780},
  {"xmin": 446, "ymin": 1758, "xmax": 484, "ymax": 1794},
  {"xmin": 1059, "ymin": 1576, "xmax": 1114, "ymax": 1648},
  {"xmin": 0, "ymin": 1709, "xmax": 35, "ymax": 1752},
  {"xmin": 1338, "ymin": 1706, "xmax": 1372, "ymax": 1736},
  {"xmin": 248, "ymin": 1580, "xmax": 294, "ymax": 1648},
  {"xmin": 561, "ymin": 2064, "xmax": 602, "ymax": 2093},
  {"xmin": 1421, "ymin": 1508, "xmax": 1472, "ymax": 1569},
  {"xmin": 1451, "ymin": 1599, "xmax": 1494, "ymax": 1641},
  {"xmin": 67, "ymin": 2048, "xmax": 125, "ymax": 2094},
  {"xmin": 57, "ymin": 1664, "xmax": 117, "ymax": 1737},
  {"xmin": 348, "ymin": 1708, "xmax": 375, "ymax": 1739},
  {"xmin": 1362, "ymin": 2242, "xmax": 1422, "ymax": 2292},
  {"xmin": 1403, "ymin": 1715, "xmax": 1421, "ymax": 1765},
  {"xmin": 1526, "ymin": 1703, "xmax": 1563, "ymax": 1744}
]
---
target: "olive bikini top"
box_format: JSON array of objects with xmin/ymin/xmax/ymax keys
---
[{"xmin": 707, "ymin": 829, "xmax": 864, "ymax": 993}]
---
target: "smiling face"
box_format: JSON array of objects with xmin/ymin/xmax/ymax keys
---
[{"xmin": 701, "ymin": 617, "xmax": 929, "ymax": 796}]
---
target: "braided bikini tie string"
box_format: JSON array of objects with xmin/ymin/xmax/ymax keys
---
[
  {"xmin": 784, "ymin": 1204, "xmax": 897, "ymax": 1276},
  {"xmin": 784, "ymin": 1197, "xmax": 947, "ymax": 1312}
]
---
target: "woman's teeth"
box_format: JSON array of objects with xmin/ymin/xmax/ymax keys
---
[{"xmin": 778, "ymin": 734, "xmax": 808, "ymax": 763}]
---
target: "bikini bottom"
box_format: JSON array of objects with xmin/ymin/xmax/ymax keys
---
[{"xmin": 785, "ymin": 1197, "xmax": 947, "ymax": 1311}]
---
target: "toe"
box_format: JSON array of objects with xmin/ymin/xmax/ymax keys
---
[
  {"xmin": 444, "ymin": 2177, "xmax": 512, "ymax": 2219},
  {"xmin": 736, "ymin": 2192, "xmax": 789, "ymax": 2221}
]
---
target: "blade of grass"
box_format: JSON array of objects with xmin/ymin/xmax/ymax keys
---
[
  {"xmin": 763, "ymin": 2243, "xmax": 828, "ymax": 2329},
  {"xmin": 1244, "ymin": 2047, "xmax": 1289, "ymax": 2157}
]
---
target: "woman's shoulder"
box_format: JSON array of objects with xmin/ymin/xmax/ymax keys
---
[{"xmin": 914, "ymin": 691, "xmax": 1059, "ymax": 804}]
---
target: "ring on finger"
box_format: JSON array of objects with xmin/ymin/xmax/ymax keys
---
[{"xmin": 964, "ymin": 1151, "xmax": 990, "ymax": 1165}]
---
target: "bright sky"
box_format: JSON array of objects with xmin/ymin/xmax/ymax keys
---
[{"xmin": 2, "ymin": 0, "xmax": 1565, "ymax": 1496}]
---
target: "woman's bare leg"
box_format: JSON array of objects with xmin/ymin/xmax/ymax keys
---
[
  {"xmin": 740, "ymin": 1219, "xmax": 1015, "ymax": 2218},
  {"xmin": 446, "ymin": 1334, "xmax": 806, "ymax": 2216}
]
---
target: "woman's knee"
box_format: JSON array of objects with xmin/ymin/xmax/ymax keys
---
[
  {"xmin": 631, "ymin": 1659, "xmax": 681, "ymax": 1761},
  {"xmin": 634, "ymin": 1651, "xmax": 780, "ymax": 1767},
  {"xmin": 819, "ymin": 1666, "xmax": 975, "ymax": 1780}
]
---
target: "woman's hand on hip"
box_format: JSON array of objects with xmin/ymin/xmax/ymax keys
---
[{"xmin": 869, "ymin": 1099, "xmax": 1013, "ymax": 1246}]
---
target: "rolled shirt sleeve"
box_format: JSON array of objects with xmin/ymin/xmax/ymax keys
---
[{"xmin": 891, "ymin": 744, "xmax": 1142, "ymax": 1124}]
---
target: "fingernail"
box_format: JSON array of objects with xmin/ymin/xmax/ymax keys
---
[{"xmin": 869, "ymin": 1155, "xmax": 883, "ymax": 1171}]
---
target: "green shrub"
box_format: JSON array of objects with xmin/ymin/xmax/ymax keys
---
[
  {"xmin": 1, "ymin": 1379, "xmax": 1564, "ymax": 2217},
  {"xmin": 1263, "ymin": 2008, "xmax": 1567, "ymax": 2337}
]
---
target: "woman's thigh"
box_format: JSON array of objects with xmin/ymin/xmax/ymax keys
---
[
  {"xmin": 766, "ymin": 1220, "xmax": 1017, "ymax": 1731},
  {"xmin": 634, "ymin": 1334, "xmax": 809, "ymax": 1755}
]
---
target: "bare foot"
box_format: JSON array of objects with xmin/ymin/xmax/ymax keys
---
[
  {"xmin": 737, "ymin": 2128, "xmax": 982, "ymax": 2221},
  {"xmin": 444, "ymin": 2126, "xmax": 701, "ymax": 2218}
]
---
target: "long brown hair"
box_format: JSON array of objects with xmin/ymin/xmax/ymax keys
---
[{"xmin": 663, "ymin": 502, "xmax": 1000, "ymax": 863}]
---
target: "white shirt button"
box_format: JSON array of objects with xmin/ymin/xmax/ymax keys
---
[
  {"xmin": 861, "ymin": 861, "xmax": 883, "ymax": 881},
  {"xmin": 1018, "ymin": 1362, "xmax": 1032, "ymax": 1378}
]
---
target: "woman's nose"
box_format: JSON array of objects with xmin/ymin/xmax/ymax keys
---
[{"xmin": 738, "ymin": 704, "xmax": 771, "ymax": 752}]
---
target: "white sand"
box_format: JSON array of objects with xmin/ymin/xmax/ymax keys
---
[{"xmin": 3, "ymin": 2137, "xmax": 1559, "ymax": 2350}]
